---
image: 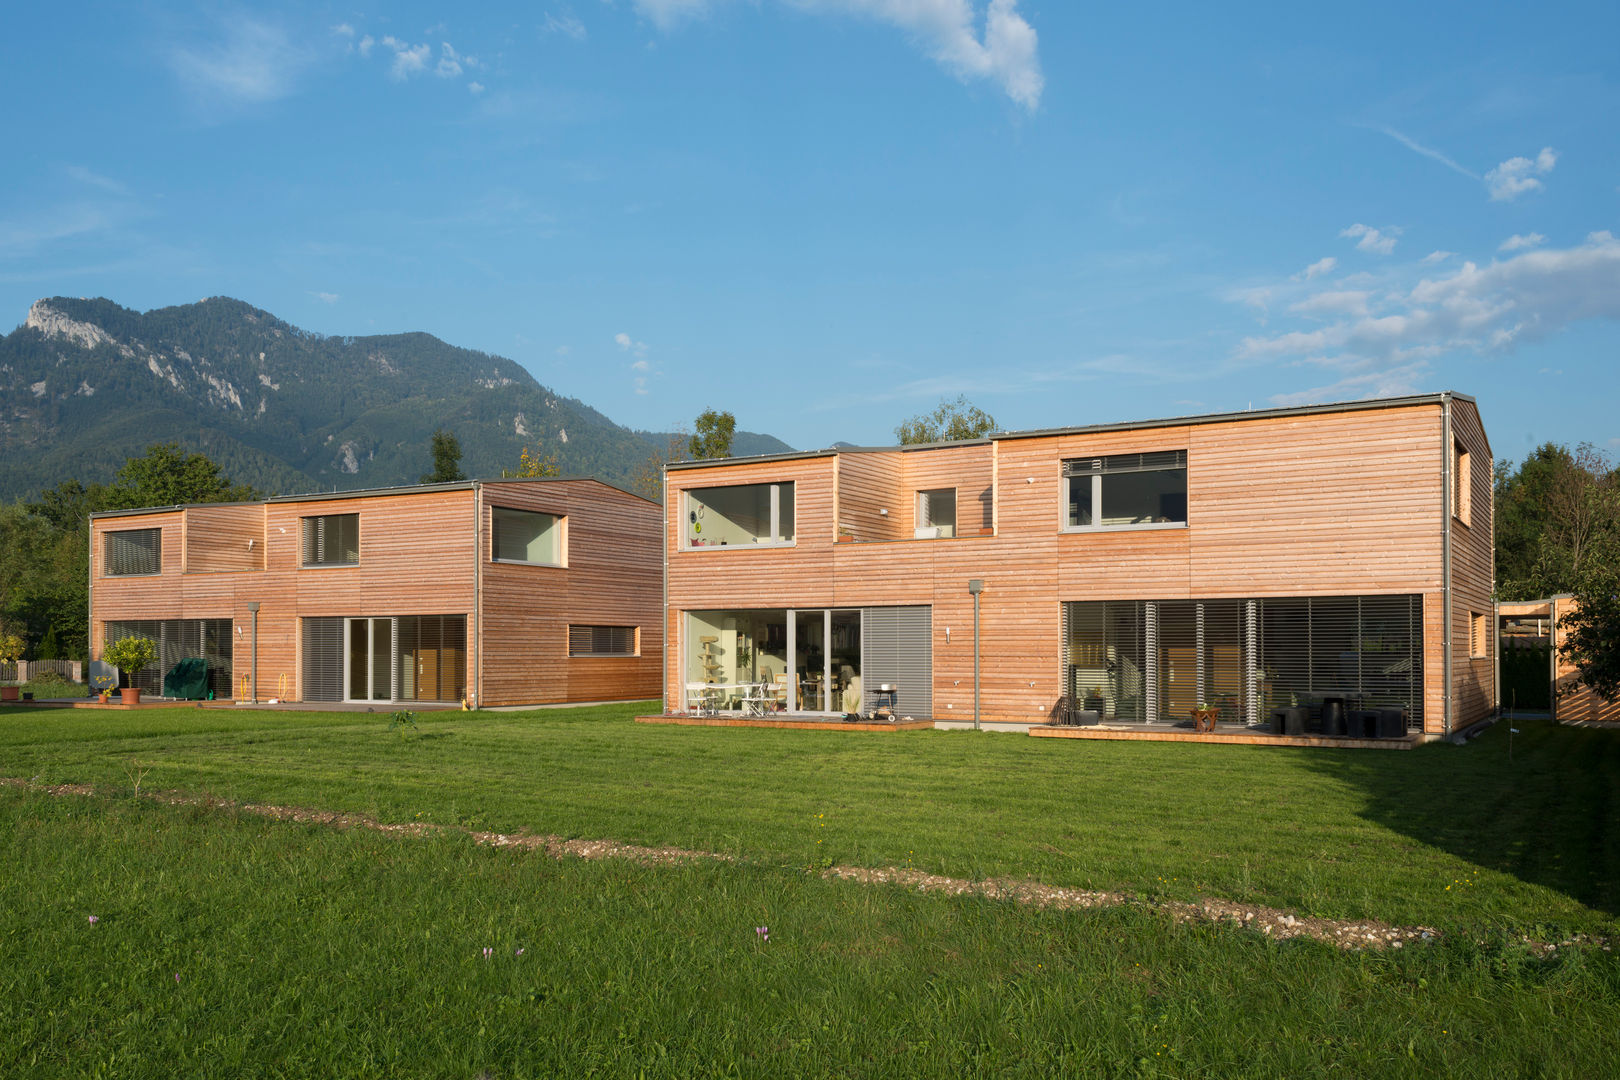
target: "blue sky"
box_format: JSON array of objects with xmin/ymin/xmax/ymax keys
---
[{"xmin": 3, "ymin": 2, "xmax": 1617, "ymax": 464}]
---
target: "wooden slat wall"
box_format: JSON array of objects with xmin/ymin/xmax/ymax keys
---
[
  {"xmin": 183, "ymin": 505, "xmax": 266, "ymax": 573},
  {"xmin": 902, "ymin": 443, "xmax": 995, "ymax": 534},
  {"xmin": 835, "ymin": 453, "xmax": 905, "ymax": 541},
  {"xmin": 664, "ymin": 402, "xmax": 1482, "ymax": 728},
  {"xmin": 1550, "ymin": 598, "xmax": 1620, "ymax": 724},
  {"xmin": 478, "ymin": 480, "xmax": 662, "ymax": 706},
  {"xmin": 1449, "ymin": 398, "xmax": 1497, "ymax": 730},
  {"xmin": 91, "ymin": 482, "xmax": 663, "ymax": 708}
]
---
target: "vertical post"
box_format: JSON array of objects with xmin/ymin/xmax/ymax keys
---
[
  {"xmin": 247, "ymin": 602, "xmax": 260, "ymax": 703},
  {"xmin": 968, "ymin": 579, "xmax": 984, "ymax": 730}
]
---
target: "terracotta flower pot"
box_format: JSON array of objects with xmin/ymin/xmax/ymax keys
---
[{"xmin": 120, "ymin": 687, "xmax": 142, "ymax": 706}]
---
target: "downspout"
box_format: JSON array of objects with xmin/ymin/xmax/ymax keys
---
[
  {"xmin": 1549, "ymin": 597, "xmax": 1559, "ymax": 722},
  {"xmin": 473, "ymin": 482, "xmax": 482, "ymax": 709},
  {"xmin": 1441, "ymin": 393, "xmax": 1454, "ymax": 736},
  {"xmin": 86, "ymin": 518, "xmax": 94, "ymax": 666},
  {"xmin": 248, "ymin": 601, "xmax": 260, "ymax": 702}
]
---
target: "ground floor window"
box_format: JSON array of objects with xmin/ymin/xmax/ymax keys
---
[
  {"xmin": 1062, "ymin": 595, "xmax": 1422, "ymax": 729},
  {"xmin": 302, "ymin": 614, "xmax": 467, "ymax": 703},
  {"xmin": 684, "ymin": 606, "xmax": 930, "ymax": 717},
  {"xmin": 103, "ymin": 619, "xmax": 232, "ymax": 698}
]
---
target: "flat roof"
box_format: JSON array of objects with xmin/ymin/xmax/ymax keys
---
[
  {"xmin": 665, "ymin": 392, "xmax": 1473, "ymax": 471},
  {"xmin": 89, "ymin": 474, "xmax": 651, "ymax": 520}
]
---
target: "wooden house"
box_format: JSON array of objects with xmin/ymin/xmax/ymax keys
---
[
  {"xmin": 1497, "ymin": 596, "xmax": 1620, "ymax": 725},
  {"xmin": 89, "ymin": 478, "xmax": 662, "ymax": 707},
  {"xmin": 662, "ymin": 392, "xmax": 1494, "ymax": 740}
]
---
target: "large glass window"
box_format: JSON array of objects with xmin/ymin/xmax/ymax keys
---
[
  {"xmin": 301, "ymin": 513, "xmax": 359, "ymax": 566},
  {"xmin": 685, "ymin": 482, "xmax": 794, "ymax": 547},
  {"xmin": 1063, "ymin": 452, "xmax": 1187, "ymax": 529},
  {"xmin": 569, "ymin": 625, "xmax": 637, "ymax": 657},
  {"xmin": 915, "ymin": 488, "xmax": 956, "ymax": 538},
  {"xmin": 105, "ymin": 528, "xmax": 161, "ymax": 576},
  {"xmin": 492, "ymin": 507, "xmax": 563, "ymax": 565}
]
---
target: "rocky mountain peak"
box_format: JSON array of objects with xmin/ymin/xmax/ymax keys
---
[{"xmin": 26, "ymin": 299, "xmax": 121, "ymax": 352}]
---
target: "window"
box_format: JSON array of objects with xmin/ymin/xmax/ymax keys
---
[
  {"xmin": 686, "ymin": 482, "xmax": 794, "ymax": 547},
  {"xmin": 915, "ymin": 488, "xmax": 957, "ymax": 538},
  {"xmin": 1470, "ymin": 611, "xmax": 1488, "ymax": 658},
  {"xmin": 105, "ymin": 528, "xmax": 161, "ymax": 576},
  {"xmin": 491, "ymin": 507, "xmax": 563, "ymax": 565},
  {"xmin": 301, "ymin": 513, "xmax": 359, "ymax": 567},
  {"xmin": 1453, "ymin": 440, "xmax": 1471, "ymax": 526},
  {"xmin": 569, "ymin": 625, "xmax": 637, "ymax": 657},
  {"xmin": 1063, "ymin": 451, "xmax": 1187, "ymax": 530}
]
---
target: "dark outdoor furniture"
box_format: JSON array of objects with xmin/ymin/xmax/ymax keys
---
[
  {"xmin": 1271, "ymin": 707, "xmax": 1308, "ymax": 736},
  {"xmin": 1346, "ymin": 709, "xmax": 1379, "ymax": 739},
  {"xmin": 1320, "ymin": 698, "xmax": 1347, "ymax": 737},
  {"xmin": 1375, "ymin": 707, "xmax": 1408, "ymax": 738}
]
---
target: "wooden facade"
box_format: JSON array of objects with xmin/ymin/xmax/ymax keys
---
[
  {"xmin": 1498, "ymin": 597, "xmax": 1620, "ymax": 725},
  {"xmin": 664, "ymin": 393, "xmax": 1496, "ymax": 738},
  {"xmin": 90, "ymin": 479, "xmax": 662, "ymax": 708}
]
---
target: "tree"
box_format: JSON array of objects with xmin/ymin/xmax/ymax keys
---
[
  {"xmin": 106, "ymin": 442, "xmax": 260, "ymax": 509},
  {"xmin": 688, "ymin": 409, "xmax": 736, "ymax": 460},
  {"xmin": 1560, "ymin": 525, "xmax": 1620, "ymax": 702},
  {"xmin": 895, "ymin": 395, "xmax": 997, "ymax": 445},
  {"xmin": 631, "ymin": 431, "xmax": 689, "ymax": 503},
  {"xmin": 1496, "ymin": 443, "xmax": 1620, "ymax": 599},
  {"xmin": 421, "ymin": 429, "xmax": 466, "ymax": 483},
  {"xmin": 502, "ymin": 445, "xmax": 560, "ymax": 479}
]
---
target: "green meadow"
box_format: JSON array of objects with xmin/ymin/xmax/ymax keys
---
[{"xmin": 2, "ymin": 702, "xmax": 1616, "ymax": 1078}]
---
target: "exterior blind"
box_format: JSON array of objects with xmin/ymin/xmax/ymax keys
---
[
  {"xmin": 104, "ymin": 618, "xmax": 232, "ymax": 697},
  {"xmin": 302, "ymin": 617, "xmax": 344, "ymax": 701},
  {"xmin": 860, "ymin": 606, "xmax": 933, "ymax": 718},
  {"xmin": 301, "ymin": 514, "xmax": 359, "ymax": 566},
  {"xmin": 105, "ymin": 529, "xmax": 161, "ymax": 576},
  {"xmin": 569, "ymin": 625, "xmax": 636, "ymax": 657},
  {"xmin": 1063, "ymin": 450, "xmax": 1187, "ymax": 477}
]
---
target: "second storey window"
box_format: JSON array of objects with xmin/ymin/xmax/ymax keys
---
[
  {"xmin": 492, "ymin": 507, "xmax": 563, "ymax": 565},
  {"xmin": 915, "ymin": 488, "xmax": 957, "ymax": 538},
  {"xmin": 1063, "ymin": 451, "xmax": 1188, "ymax": 530},
  {"xmin": 302, "ymin": 513, "xmax": 359, "ymax": 567},
  {"xmin": 569, "ymin": 625, "xmax": 637, "ymax": 657},
  {"xmin": 686, "ymin": 482, "xmax": 795, "ymax": 547},
  {"xmin": 105, "ymin": 528, "xmax": 161, "ymax": 576}
]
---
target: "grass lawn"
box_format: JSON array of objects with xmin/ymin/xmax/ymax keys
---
[{"xmin": 2, "ymin": 702, "xmax": 1617, "ymax": 1076}]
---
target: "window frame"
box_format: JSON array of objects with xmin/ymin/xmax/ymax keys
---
[
  {"xmin": 490, "ymin": 506, "xmax": 566, "ymax": 567},
  {"xmin": 568, "ymin": 625, "xmax": 638, "ymax": 657},
  {"xmin": 914, "ymin": 487, "xmax": 958, "ymax": 539},
  {"xmin": 1453, "ymin": 439, "xmax": 1472, "ymax": 527},
  {"xmin": 300, "ymin": 513, "xmax": 360, "ymax": 568},
  {"xmin": 103, "ymin": 527, "xmax": 162, "ymax": 577},
  {"xmin": 683, "ymin": 481, "xmax": 796, "ymax": 550},
  {"xmin": 1060, "ymin": 451, "xmax": 1189, "ymax": 533}
]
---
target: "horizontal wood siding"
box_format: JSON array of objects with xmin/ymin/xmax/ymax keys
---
[
  {"xmin": 902, "ymin": 443, "xmax": 995, "ymax": 534},
  {"xmin": 836, "ymin": 453, "xmax": 905, "ymax": 541},
  {"xmin": 664, "ymin": 401, "xmax": 1471, "ymax": 730},
  {"xmin": 1450, "ymin": 398, "xmax": 1496, "ymax": 730},
  {"xmin": 478, "ymin": 480, "xmax": 662, "ymax": 706},
  {"xmin": 1549, "ymin": 597, "xmax": 1620, "ymax": 724},
  {"xmin": 183, "ymin": 505, "xmax": 266, "ymax": 573}
]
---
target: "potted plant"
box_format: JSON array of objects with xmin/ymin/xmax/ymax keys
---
[
  {"xmin": 102, "ymin": 636, "xmax": 158, "ymax": 705},
  {"xmin": 0, "ymin": 630, "xmax": 22, "ymax": 702},
  {"xmin": 1191, "ymin": 700, "xmax": 1221, "ymax": 732}
]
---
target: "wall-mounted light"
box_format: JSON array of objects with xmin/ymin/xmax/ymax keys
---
[
  {"xmin": 945, "ymin": 627, "xmax": 951, "ymax": 644},
  {"xmin": 1026, "ymin": 477, "xmax": 1034, "ymax": 484},
  {"xmin": 879, "ymin": 508, "xmax": 888, "ymax": 516}
]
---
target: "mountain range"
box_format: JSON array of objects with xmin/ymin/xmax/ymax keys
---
[{"xmin": 0, "ymin": 297, "xmax": 793, "ymax": 502}]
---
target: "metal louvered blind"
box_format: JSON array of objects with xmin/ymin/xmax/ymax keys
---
[
  {"xmin": 568, "ymin": 624, "xmax": 635, "ymax": 657},
  {"xmin": 860, "ymin": 606, "xmax": 932, "ymax": 718},
  {"xmin": 104, "ymin": 618, "xmax": 231, "ymax": 696},
  {"xmin": 301, "ymin": 514, "xmax": 358, "ymax": 566},
  {"xmin": 105, "ymin": 529, "xmax": 161, "ymax": 576},
  {"xmin": 1064, "ymin": 450, "xmax": 1187, "ymax": 476},
  {"xmin": 302, "ymin": 617, "xmax": 344, "ymax": 701}
]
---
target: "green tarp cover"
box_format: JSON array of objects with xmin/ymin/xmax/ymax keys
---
[{"xmin": 163, "ymin": 657, "xmax": 209, "ymax": 700}]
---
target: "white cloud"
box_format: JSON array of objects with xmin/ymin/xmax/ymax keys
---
[
  {"xmin": 631, "ymin": 359, "xmax": 651, "ymax": 372},
  {"xmin": 1499, "ymin": 232, "xmax": 1546, "ymax": 252},
  {"xmin": 1340, "ymin": 223, "xmax": 1400, "ymax": 255},
  {"xmin": 615, "ymin": 331, "xmax": 649, "ymax": 358},
  {"xmin": 634, "ymin": 376, "xmax": 650, "ymax": 395},
  {"xmin": 309, "ymin": 291, "xmax": 339, "ymax": 304},
  {"xmin": 634, "ymin": 0, "xmax": 1043, "ymax": 109},
  {"xmin": 1238, "ymin": 232, "xmax": 1620, "ymax": 377},
  {"xmin": 170, "ymin": 14, "xmax": 311, "ymax": 103},
  {"xmin": 1288, "ymin": 290, "xmax": 1371, "ymax": 318},
  {"xmin": 359, "ymin": 34, "xmax": 374, "ymax": 57},
  {"xmin": 1229, "ymin": 286, "xmax": 1272, "ymax": 322},
  {"xmin": 381, "ymin": 36, "xmax": 432, "ymax": 79},
  {"xmin": 1421, "ymin": 250, "xmax": 1454, "ymax": 264},
  {"xmin": 469, "ymin": 81, "xmax": 486, "ymax": 94},
  {"xmin": 542, "ymin": 12, "xmax": 589, "ymax": 39},
  {"xmin": 1374, "ymin": 126, "xmax": 1478, "ymax": 180},
  {"xmin": 65, "ymin": 166, "xmax": 131, "ymax": 196},
  {"xmin": 1294, "ymin": 256, "xmax": 1336, "ymax": 281},
  {"xmin": 331, "ymin": 24, "xmax": 355, "ymax": 38},
  {"xmin": 1485, "ymin": 146, "xmax": 1557, "ymax": 201},
  {"xmin": 436, "ymin": 42, "xmax": 480, "ymax": 78}
]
